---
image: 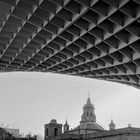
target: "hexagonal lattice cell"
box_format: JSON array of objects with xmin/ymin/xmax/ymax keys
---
[{"xmin": 0, "ymin": 0, "xmax": 140, "ymax": 88}]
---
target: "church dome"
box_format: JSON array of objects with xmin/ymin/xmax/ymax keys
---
[
  {"xmin": 50, "ymin": 119, "xmax": 57, "ymax": 124},
  {"xmin": 83, "ymin": 97, "xmax": 95, "ymax": 109},
  {"xmin": 109, "ymin": 120, "xmax": 115, "ymax": 127},
  {"xmin": 77, "ymin": 96, "xmax": 104, "ymax": 133},
  {"xmin": 81, "ymin": 97, "xmax": 96, "ymax": 123}
]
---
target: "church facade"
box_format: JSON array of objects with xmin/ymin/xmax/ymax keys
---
[{"xmin": 44, "ymin": 97, "xmax": 140, "ymax": 140}]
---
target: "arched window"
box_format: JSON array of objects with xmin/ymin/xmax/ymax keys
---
[
  {"xmin": 54, "ymin": 128, "xmax": 58, "ymax": 136},
  {"xmin": 46, "ymin": 128, "xmax": 48, "ymax": 136}
]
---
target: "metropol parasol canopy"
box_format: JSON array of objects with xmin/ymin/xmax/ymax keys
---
[{"xmin": 0, "ymin": 0, "xmax": 140, "ymax": 88}]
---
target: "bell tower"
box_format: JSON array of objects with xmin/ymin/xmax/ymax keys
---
[
  {"xmin": 44, "ymin": 119, "xmax": 62, "ymax": 140},
  {"xmin": 80, "ymin": 97, "xmax": 96, "ymax": 123}
]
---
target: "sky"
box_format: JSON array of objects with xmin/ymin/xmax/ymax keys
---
[{"xmin": 0, "ymin": 72, "xmax": 140, "ymax": 137}]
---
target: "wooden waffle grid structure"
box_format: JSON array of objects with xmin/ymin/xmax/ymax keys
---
[{"xmin": 0, "ymin": 0, "xmax": 140, "ymax": 88}]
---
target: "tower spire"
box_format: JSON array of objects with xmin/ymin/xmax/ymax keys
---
[
  {"xmin": 64, "ymin": 118, "xmax": 69, "ymax": 133},
  {"xmin": 65, "ymin": 118, "xmax": 68, "ymax": 124}
]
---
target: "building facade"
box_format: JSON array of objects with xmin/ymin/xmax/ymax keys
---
[{"xmin": 44, "ymin": 97, "xmax": 140, "ymax": 140}]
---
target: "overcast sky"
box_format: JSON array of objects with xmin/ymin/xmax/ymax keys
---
[{"xmin": 0, "ymin": 72, "xmax": 140, "ymax": 136}]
